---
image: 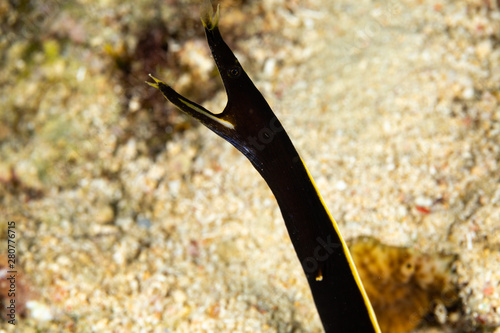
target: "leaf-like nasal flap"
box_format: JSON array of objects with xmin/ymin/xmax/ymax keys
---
[{"xmin": 201, "ymin": 0, "xmax": 220, "ymax": 30}]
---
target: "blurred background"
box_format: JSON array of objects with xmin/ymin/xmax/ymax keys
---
[{"xmin": 1, "ymin": 0, "xmax": 499, "ymax": 332}]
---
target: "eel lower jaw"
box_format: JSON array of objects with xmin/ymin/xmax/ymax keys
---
[{"xmin": 146, "ymin": 74, "xmax": 163, "ymax": 89}]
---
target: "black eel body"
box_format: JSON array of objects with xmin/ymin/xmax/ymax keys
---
[{"xmin": 148, "ymin": 4, "xmax": 380, "ymax": 332}]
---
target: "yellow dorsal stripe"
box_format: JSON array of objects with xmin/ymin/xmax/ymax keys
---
[{"xmin": 300, "ymin": 158, "xmax": 382, "ymax": 333}]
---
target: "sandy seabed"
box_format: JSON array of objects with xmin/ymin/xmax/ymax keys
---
[{"xmin": 1, "ymin": 0, "xmax": 499, "ymax": 332}]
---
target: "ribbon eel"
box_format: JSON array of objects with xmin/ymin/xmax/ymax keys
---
[{"xmin": 147, "ymin": 2, "xmax": 381, "ymax": 332}]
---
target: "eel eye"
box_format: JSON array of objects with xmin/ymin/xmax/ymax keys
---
[{"xmin": 227, "ymin": 66, "xmax": 241, "ymax": 78}]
